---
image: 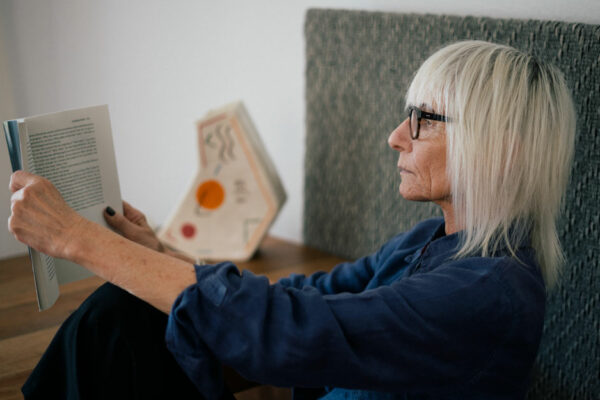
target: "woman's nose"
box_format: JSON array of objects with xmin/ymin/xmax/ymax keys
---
[{"xmin": 388, "ymin": 118, "xmax": 412, "ymax": 152}]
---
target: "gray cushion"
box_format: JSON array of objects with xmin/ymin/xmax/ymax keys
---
[{"xmin": 304, "ymin": 9, "xmax": 599, "ymax": 398}]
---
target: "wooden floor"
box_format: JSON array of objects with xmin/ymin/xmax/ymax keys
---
[{"xmin": 0, "ymin": 236, "xmax": 344, "ymax": 400}]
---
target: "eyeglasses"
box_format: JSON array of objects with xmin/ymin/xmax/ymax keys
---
[{"xmin": 407, "ymin": 106, "xmax": 450, "ymax": 140}]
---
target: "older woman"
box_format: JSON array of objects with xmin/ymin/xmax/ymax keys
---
[{"xmin": 9, "ymin": 40, "xmax": 575, "ymax": 399}]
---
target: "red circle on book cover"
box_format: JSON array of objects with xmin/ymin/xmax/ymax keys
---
[{"xmin": 181, "ymin": 223, "xmax": 196, "ymax": 239}]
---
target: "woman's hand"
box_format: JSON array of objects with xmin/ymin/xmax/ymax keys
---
[
  {"xmin": 8, "ymin": 171, "xmax": 86, "ymax": 259},
  {"xmin": 103, "ymin": 201, "xmax": 165, "ymax": 253},
  {"xmin": 103, "ymin": 202, "xmax": 196, "ymax": 263},
  {"xmin": 9, "ymin": 172, "xmax": 196, "ymax": 313}
]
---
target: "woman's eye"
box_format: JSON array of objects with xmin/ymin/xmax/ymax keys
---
[{"xmin": 424, "ymin": 119, "xmax": 433, "ymax": 127}]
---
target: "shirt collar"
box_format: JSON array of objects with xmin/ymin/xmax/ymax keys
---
[{"xmin": 421, "ymin": 220, "xmax": 533, "ymax": 272}]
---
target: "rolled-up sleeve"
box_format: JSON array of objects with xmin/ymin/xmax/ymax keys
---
[{"xmin": 165, "ymin": 258, "xmax": 526, "ymax": 399}]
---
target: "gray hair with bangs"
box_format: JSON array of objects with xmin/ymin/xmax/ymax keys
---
[{"xmin": 406, "ymin": 40, "xmax": 576, "ymax": 288}]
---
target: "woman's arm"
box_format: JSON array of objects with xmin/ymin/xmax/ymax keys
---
[
  {"xmin": 167, "ymin": 258, "xmax": 541, "ymax": 397},
  {"xmin": 277, "ymin": 256, "xmax": 377, "ymax": 294},
  {"xmin": 8, "ymin": 171, "xmax": 195, "ymax": 313},
  {"xmin": 277, "ymin": 233, "xmax": 403, "ymax": 294}
]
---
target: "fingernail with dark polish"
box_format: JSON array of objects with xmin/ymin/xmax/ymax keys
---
[{"xmin": 105, "ymin": 206, "xmax": 115, "ymax": 216}]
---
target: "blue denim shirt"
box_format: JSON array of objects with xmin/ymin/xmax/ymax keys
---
[{"xmin": 166, "ymin": 218, "xmax": 545, "ymax": 400}]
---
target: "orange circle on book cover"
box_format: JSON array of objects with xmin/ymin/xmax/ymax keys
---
[
  {"xmin": 196, "ymin": 180, "xmax": 225, "ymax": 209},
  {"xmin": 181, "ymin": 223, "xmax": 196, "ymax": 239}
]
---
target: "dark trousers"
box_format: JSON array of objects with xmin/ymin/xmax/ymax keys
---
[{"xmin": 22, "ymin": 283, "xmax": 239, "ymax": 400}]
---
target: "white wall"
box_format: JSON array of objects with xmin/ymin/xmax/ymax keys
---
[
  {"xmin": 0, "ymin": 15, "xmax": 23, "ymax": 257},
  {"xmin": 1, "ymin": 0, "xmax": 599, "ymax": 259}
]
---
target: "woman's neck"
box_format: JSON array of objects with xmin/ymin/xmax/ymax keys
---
[{"xmin": 436, "ymin": 199, "xmax": 460, "ymax": 235}]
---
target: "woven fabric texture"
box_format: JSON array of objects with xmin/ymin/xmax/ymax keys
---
[{"xmin": 304, "ymin": 9, "xmax": 599, "ymax": 399}]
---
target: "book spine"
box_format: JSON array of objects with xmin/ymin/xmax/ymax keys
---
[
  {"xmin": 3, "ymin": 120, "xmax": 23, "ymax": 171},
  {"xmin": 3, "ymin": 119, "xmax": 59, "ymax": 310}
]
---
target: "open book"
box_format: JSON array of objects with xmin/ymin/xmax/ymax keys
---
[
  {"xmin": 158, "ymin": 101, "xmax": 286, "ymax": 261},
  {"xmin": 3, "ymin": 105, "xmax": 122, "ymax": 310}
]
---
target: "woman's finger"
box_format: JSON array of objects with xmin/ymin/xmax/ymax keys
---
[
  {"xmin": 9, "ymin": 170, "xmax": 39, "ymax": 193},
  {"xmin": 122, "ymin": 201, "xmax": 148, "ymax": 226},
  {"xmin": 103, "ymin": 207, "xmax": 139, "ymax": 239},
  {"xmin": 104, "ymin": 205, "xmax": 163, "ymax": 252}
]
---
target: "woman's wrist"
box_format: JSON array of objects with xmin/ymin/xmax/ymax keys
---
[
  {"xmin": 62, "ymin": 218, "xmax": 103, "ymax": 265},
  {"xmin": 63, "ymin": 217, "xmax": 130, "ymax": 272},
  {"xmin": 163, "ymin": 247, "xmax": 196, "ymax": 264}
]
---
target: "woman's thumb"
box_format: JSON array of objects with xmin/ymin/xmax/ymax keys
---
[{"xmin": 103, "ymin": 206, "xmax": 136, "ymax": 238}]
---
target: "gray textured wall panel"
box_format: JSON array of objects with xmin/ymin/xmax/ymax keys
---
[{"xmin": 304, "ymin": 9, "xmax": 599, "ymax": 399}]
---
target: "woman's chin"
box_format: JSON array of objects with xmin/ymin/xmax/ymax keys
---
[{"xmin": 398, "ymin": 185, "xmax": 429, "ymax": 202}]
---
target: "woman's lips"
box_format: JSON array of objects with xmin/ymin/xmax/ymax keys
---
[{"xmin": 397, "ymin": 165, "xmax": 413, "ymax": 174}]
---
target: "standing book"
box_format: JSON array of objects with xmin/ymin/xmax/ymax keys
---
[
  {"xmin": 158, "ymin": 101, "xmax": 286, "ymax": 261},
  {"xmin": 3, "ymin": 105, "xmax": 122, "ymax": 310}
]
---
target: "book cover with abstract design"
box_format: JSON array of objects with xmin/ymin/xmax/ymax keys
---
[{"xmin": 158, "ymin": 102, "xmax": 286, "ymax": 261}]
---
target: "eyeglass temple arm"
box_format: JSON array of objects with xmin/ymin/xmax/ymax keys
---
[{"xmin": 420, "ymin": 110, "xmax": 450, "ymax": 122}]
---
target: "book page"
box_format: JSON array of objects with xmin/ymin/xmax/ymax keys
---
[{"xmin": 24, "ymin": 105, "xmax": 123, "ymax": 284}]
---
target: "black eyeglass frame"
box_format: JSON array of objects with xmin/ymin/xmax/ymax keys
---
[{"xmin": 407, "ymin": 106, "xmax": 450, "ymax": 140}]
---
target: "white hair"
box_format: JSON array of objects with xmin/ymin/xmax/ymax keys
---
[{"xmin": 406, "ymin": 40, "xmax": 576, "ymax": 288}]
